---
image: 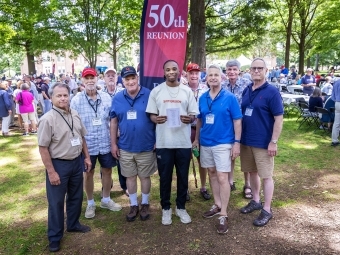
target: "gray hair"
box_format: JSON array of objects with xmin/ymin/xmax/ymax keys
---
[
  {"xmin": 20, "ymin": 83, "xmax": 30, "ymax": 90},
  {"xmin": 207, "ymin": 64, "xmax": 223, "ymax": 75},
  {"xmin": 251, "ymin": 58, "xmax": 267, "ymax": 68},
  {"xmin": 226, "ymin": 60, "xmax": 241, "ymax": 69},
  {"xmin": 48, "ymin": 82, "xmax": 71, "ymax": 97}
]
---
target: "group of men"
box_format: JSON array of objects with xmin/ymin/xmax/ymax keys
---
[{"xmin": 37, "ymin": 58, "xmax": 283, "ymax": 252}]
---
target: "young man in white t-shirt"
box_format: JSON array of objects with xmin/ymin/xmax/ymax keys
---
[{"xmin": 146, "ymin": 60, "xmax": 199, "ymax": 225}]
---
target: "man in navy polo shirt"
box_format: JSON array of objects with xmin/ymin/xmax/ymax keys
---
[
  {"xmin": 239, "ymin": 58, "xmax": 284, "ymax": 227},
  {"xmin": 110, "ymin": 66, "xmax": 156, "ymax": 222}
]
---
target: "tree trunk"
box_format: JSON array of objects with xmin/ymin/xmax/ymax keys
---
[
  {"xmin": 112, "ymin": 33, "xmax": 118, "ymax": 70},
  {"xmin": 314, "ymin": 54, "xmax": 319, "ymax": 71},
  {"xmin": 184, "ymin": 29, "xmax": 191, "ymax": 69},
  {"xmin": 190, "ymin": 0, "xmax": 206, "ymax": 68},
  {"xmin": 284, "ymin": 3, "xmax": 294, "ymax": 68},
  {"xmin": 25, "ymin": 41, "xmax": 36, "ymax": 75}
]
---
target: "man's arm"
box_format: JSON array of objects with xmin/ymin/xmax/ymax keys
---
[
  {"xmin": 39, "ymin": 146, "xmax": 60, "ymax": 185},
  {"xmin": 231, "ymin": 118, "xmax": 242, "ymax": 160},
  {"xmin": 82, "ymin": 137, "xmax": 92, "ymax": 172},
  {"xmin": 42, "ymin": 90, "xmax": 49, "ymax": 100},
  {"xmin": 110, "ymin": 117, "xmax": 120, "ymax": 159},
  {"xmin": 268, "ymin": 115, "xmax": 283, "ymax": 157},
  {"xmin": 192, "ymin": 118, "xmax": 202, "ymax": 149}
]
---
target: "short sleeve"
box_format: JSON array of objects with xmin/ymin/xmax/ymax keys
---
[
  {"xmin": 37, "ymin": 117, "xmax": 52, "ymax": 147},
  {"xmin": 145, "ymin": 89, "xmax": 159, "ymax": 115}
]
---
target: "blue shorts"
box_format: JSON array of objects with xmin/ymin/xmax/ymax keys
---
[{"xmin": 90, "ymin": 153, "xmax": 117, "ymax": 170}]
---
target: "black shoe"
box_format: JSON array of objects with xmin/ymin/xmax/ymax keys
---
[
  {"xmin": 49, "ymin": 241, "xmax": 60, "ymax": 252},
  {"xmin": 253, "ymin": 209, "xmax": 273, "ymax": 227},
  {"xmin": 200, "ymin": 189, "xmax": 211, "ymax": 200},
  {"xmin": 240, "ymin": 200, "xmax": 263, "ymax": 214},
  {"xmin": 331, "ymin": 142, "xmax": 339, "ymax": 147},
  {"xmin": 186, "ymin": 190, "xmax": 190, "ymax": 202},
  {"xmin": 67, "ymin": 224, "xmax": 91, "ymax": 233},
  {"xmin": 230, "ymin": 182, "xmax": 236, "ymax": 191},
  {"xmin": 126, "ymin": 205, "xmax": 139, "ymax": 222}
]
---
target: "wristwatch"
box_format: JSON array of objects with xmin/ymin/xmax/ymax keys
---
[
  {"xmin": 271, "ymin": 140, "xmax": 278, "ymax": 144},
  {"xmin": 234, "ymin": 139, "xmax": 241, "ymax": 143}
]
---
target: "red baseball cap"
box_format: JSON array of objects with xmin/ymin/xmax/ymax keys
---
[
  {"xmin": 186, "ymin": 63, "xmax": 200, "ymax": 72},
  {"xmin": 82, "ymin": 68, "xmax": 97, "ymax": 77}
]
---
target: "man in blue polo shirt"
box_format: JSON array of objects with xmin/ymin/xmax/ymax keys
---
[
  {"xmin": 110, "ymin": 66, "xmax": 156, "ymax": 222},
  {"xmin": 239, "ymin": 58, "xmax": 284, "ymax": 227}
]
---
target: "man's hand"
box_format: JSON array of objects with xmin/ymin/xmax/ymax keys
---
[
  {"xmin": 180, "ymin": 115, "xmax": 193, "ymax": 124},
  {"xmin": 192, "ymin": 139, "xmax": 199, "ymax": 149},
  {"xmin": 48, "ymin": 171, "xmax": 61, "ymax": 185},
  {"xmin": 84, "ymin": 157, "xmax": 92, "ymax": 173},
  {"xmin": 156, "ymin": 115, "xmax": 167, "ymax": 124},
  {"xmin": 268, "ymin": 142, "xmax": 277, "ymax": 157},
  {"xmin": 231, "ymin": 143, "xmax": 240, "ymax": 160},
  {"xmin": 111, "ymin": 144, "xmax": 120, "ymax": 159}
]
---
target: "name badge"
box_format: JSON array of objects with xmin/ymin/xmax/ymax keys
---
[
  {"xmin": 127, "ymin": 110, "xmax": 137, "ymax": 120},
  {"xmin": 70, "ymin": 136, "xmax": 81, "ymax": 147},
  {"xmin": 245, "ymin": 107, "xmax": 253, "ymax": 116},
  {"xmin": 206, "ymin": 113, "xmax": 215, "ymax": 124},
  {"xmin": 92, "ymin": 117, "xmax": 102, "ymax": 126}
]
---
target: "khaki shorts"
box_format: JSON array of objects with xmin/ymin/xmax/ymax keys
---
[
  {"xmin": 240, "ymin": 144, "xmax": 274, "ymax": 178},
  {"xmin": 200, "ymin": 144, "xmax": 232, "ymax": 172},
  {"xmin": 119, "ymin": 150, "xmax": 157, "ymax": 178},
  {"xmin": 21, "ymin": 112, "xmax": 36, "ymax": 124}
]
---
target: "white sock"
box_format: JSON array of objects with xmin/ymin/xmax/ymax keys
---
[
  {"xmin": 129, "ymin": 192, "xmax": 138, "ymax": 206},
  {"xmin": 141, "ymin": 193, "xmax": 149, "ymax": 205},
  {"xmin": 87, "ymin": 199, "xmax": 95, "ymax": 206},
  {"xmin": 102, "ymin": 196, "xmax": 110, "ymax": 203}
]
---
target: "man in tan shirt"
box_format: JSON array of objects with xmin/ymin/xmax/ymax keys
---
[{"xmin": 38, "ymin": 82, "xmax": 92, "ymax": 252}]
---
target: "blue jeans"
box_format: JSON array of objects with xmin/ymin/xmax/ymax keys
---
[
  {"xmin": 156, "ymin": 148, "xmax": 191, "ymax": 210},
  {"xmin": 44, "ymin": 99, "xmax": 52, "ymax": 114}
]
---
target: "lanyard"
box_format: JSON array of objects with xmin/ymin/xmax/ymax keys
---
[
  {"xmin": 53, "ymin": 107, "xmax": 74, "ymax": 136},
  {"xmin": 206, "ymin": 88, "xmax": 222, "ymax": 112},
  {"xmin": 124, "ymin": 87, "xmax": 141, "ymax": 109},
  {"xmin": 85, "ymin": 93, "xmax": 101, "ymax": 117},
  {"xmin": 192, "ymin": 88, "xmax": 199, "ymax": 102},
  {"xmin": 248, "ymin": 86, "xmax": 261, "ymax": 107}
]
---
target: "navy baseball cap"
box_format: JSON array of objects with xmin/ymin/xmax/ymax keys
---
[{"xmin": 121, "ymin": 66, "xmax": 137, "ymax": 78}]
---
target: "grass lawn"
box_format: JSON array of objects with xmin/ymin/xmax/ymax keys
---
[{"xmin": 1, "ymin": 115, "xmax": 340, "ymax": 254}]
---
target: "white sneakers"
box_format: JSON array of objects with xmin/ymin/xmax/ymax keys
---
[
  {"xmin": 162, "ymin": 208, "xmax": 172, "ymax": 225},
  {"xmin": 85, "ymin": 204, "xmax": 96, "ymax": 219},
  {"xmin": 162, "ymin": 207, "xmax": 192, "ymax": 225},
  {"xmin": 100, "ymin": 200, "xmax": 122, "ymax": 211},
  {"xmin": 175, "ymin": 207, "xmax": 192, "ymax": 224},
  {"xmin": 85, "ymin": 200, "xmax": 122, "ymax": 219}
]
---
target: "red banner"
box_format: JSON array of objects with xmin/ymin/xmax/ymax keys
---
[{"xmin": 140, "ymin": 0, "xmax": 189, "ymax": 89}]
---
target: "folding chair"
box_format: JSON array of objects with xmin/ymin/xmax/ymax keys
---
[
  {"xmin": 297, "ymin": 102, "xmax": 314, "ymax": 129},
  {"xmin": 315, "ymin": 107, "xmax": 332, "ymax": 133}
]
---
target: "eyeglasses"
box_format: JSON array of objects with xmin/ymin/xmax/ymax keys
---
[{"xmin": 250, "ymin": 67, "xmax": 264, "ymax": 72}]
